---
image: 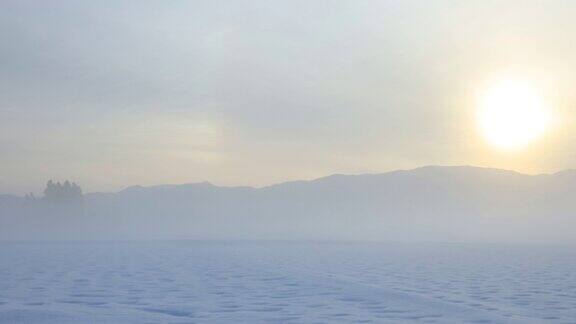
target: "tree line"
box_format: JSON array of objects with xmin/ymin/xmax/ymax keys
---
[{"xmin": 24, "ymin": 180, "xmax": 84, "ymax": 203}]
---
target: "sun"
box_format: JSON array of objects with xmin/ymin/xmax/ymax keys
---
[{"xmin": 477, "ymin": 79, "xmax": 551, "ymax": 151}]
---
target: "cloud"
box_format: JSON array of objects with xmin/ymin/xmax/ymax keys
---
[{"xmin": 1, "ymin": 0, "xmax": 576, "ymax": 193}]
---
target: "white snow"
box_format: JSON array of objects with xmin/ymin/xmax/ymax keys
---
[{"xmin": 0, "ymin": 241, "xmax": 574, "ymax": 323}]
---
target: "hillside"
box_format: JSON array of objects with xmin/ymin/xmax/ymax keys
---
[{"xmin": 1, "ymin": 166, "xmax": 575, "ymax": 242}]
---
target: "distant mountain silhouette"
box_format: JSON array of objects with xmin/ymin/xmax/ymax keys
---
[{"xmin": 1, "ymin": 166, "xmax": 576, "ymax": 242}]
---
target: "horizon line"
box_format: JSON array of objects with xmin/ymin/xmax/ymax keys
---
[{"xmin": 4, "ymin": 164, "xmax": 573, "ymax": 198}]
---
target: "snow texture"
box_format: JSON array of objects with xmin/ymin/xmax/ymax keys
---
[{"xmin": 0, "ymin": 241, "xmax": 573, "ymax": 323}]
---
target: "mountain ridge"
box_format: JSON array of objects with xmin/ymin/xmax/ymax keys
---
[
  {"xmin": 2, "ymin": 165, "xmax": 576, "ymax": 243},
  {"xmin": 3, "ymin": 165, "xmax": 571, "ymax": 198},
  {"xmin": 104, "ymin": 165, "xmax": 561, "ymax": 195}
]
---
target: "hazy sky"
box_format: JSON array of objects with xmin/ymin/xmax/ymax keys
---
[{"xmin": 2, "ymin": 0, "xmax": 576, "ymax": 194}]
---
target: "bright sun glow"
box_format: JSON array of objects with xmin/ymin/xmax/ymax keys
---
[{"xmin": 478, "ymin": 79, "xmax": 551, "ymax": 150}]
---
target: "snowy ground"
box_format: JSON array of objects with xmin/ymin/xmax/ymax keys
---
[{"xmin": 0, "ymin": 241, "xmax": 575, "ymax": 323}]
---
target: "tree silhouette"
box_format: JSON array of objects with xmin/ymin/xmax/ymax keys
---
[{"xmin": 43, "ymin": 180, "xmax": 83, "ymax": 202}]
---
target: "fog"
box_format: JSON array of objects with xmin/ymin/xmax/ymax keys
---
[
  {"xmin": 1, "ymin": 166, "xmax": 575, "ymax": 243},
  {"xmin": 2, "ymin": 1, "xmax": 576, "ymax": 194},
  {"xmin": 4, "ymin": 3, "xmax": 576, "ymax": 323},
  {"xmin": 2, "ymin": 1, "xmax": 576, "ymax": 242}
]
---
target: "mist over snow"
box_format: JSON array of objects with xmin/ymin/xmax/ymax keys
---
[{"xmin": 1, "ymin": 166, "xmax": 575, "ymax": 243}]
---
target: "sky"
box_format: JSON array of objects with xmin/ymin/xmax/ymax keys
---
[{"xmin": 1, "ymin": 0, "xmax": 576, "ymax": 194}]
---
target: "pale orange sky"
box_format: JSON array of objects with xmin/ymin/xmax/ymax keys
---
[{"xmin": 1, "ymin": 0, "xmax": 576, "ymax": 194}]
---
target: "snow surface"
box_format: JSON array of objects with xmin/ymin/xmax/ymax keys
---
[{"xmin": 0, "ymin": 241, "xmax": 574, "ymax": 323}]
